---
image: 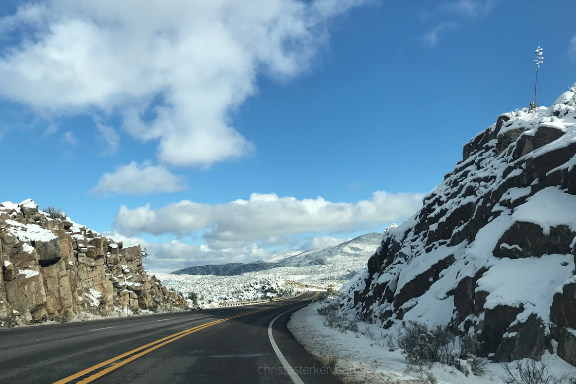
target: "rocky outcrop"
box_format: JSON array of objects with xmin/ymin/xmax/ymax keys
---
[
  {"xmin": 0, "ymin": 200, "xmax": 187, "ymax": 325},
  {"xmin": 341, "ymin": 83, "xmax": 576, "ymax": 367}
]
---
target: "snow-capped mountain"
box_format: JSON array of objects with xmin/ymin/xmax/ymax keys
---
[
  {"xmin": 340, "ymin": 83, "xmax": 576, "ymax": 367},
  {"xmin": 153, "ymin": 232, "xmax": 384, "ymax": 306},
  {"xmin": 173, "ymin": 232, "xmax": 383, "ymax": 276}
]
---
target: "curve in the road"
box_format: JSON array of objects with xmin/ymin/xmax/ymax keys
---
[{"xmin": 54, "ymin": 293, "xmax": 319, "ymax": 384}]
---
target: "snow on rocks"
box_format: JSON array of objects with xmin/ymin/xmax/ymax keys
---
[
  {"xmin": 0, "ymin": 199, "xmax": 188, "ymax": 327},
  {"xmin": 289, "ymin": 301, "xmax": 576, "ymax": 384},
  {"xmin": 339, "ymin": 82, "xmax": 576, "ymax": 368}
]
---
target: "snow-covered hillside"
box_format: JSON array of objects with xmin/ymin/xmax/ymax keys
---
[
  {"xmin": 152, "ymin": 232, "xmax": 383, "ymax": 306},
  {"xmin": 340, "ymin": 83, "xmax": 576, "ymax": 367}
]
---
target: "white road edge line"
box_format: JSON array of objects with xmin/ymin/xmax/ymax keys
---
[
  {"xmin": 88, "ymin": 326, "xmax": 114, "ymax": 332},
  {"xmin": 268, "ymin": 304, "xmax": 307, "ymax": 384}
]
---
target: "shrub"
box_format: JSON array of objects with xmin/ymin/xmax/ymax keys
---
[
  {"xmin": 424, "ymin": 371, "xmax": 438, "ymax": 384},
  {"xmin": 0, "ymin": 317, "xmax": 17, "ymax": 328},
  {"xmin": 326, "ymin": 356, "xmax": 337, "ymax": 372},
  {"xmin": 470, "ymin": 357, "xmax": 487, "ymax": 376},
  {"xmin": 42, "ymin": 206, "xmax": 65, "ymax": 220},
  {"xmin": 500, "ymin": 360, "xmax": 565, "ymax": 384},
  {"xmin": 398, "ymin": 322, "xmax": 437, "ymax": 363},
  {"xmin": 459, "ymin": 333, "xmax": 481, "ymax": 358},
  {"xmin": 398, "ymin": 321, "xmax": 481, "ymax": 377},
  {"xmin": 317, "ymin": 301, "xmax": 339, "ymax": 315}
]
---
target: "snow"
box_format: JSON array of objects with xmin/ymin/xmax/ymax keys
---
[
  {"xmin": 86, "ymin": 289, "xmax": 102, "ymax": 307},
  {"xmin": 476, "ymin": 255, "xmax": 574, "ymax": 322},
  {"xmin": 289, "ymin": 302, "xmax": 576, "ymax": 384},
  {"xmin": 3, "ymin": 260, "xmax": 12, "ymax": 267},
  {"xmin": 162, "ymin": 233, "xmax": 384, "ymax": 306},
  {"xmin": 19, "ymin": 269, "xmax": 39, "ymax": 279},
  {"xmin": 511, "ymin": 187, "xmax": 576, "ymax": 234},
  {"xmin": 6, "ymin": 219, "xmax": 58, "ymax": 242},
  {"xmin": 0, "ymin": 201, "xmax": 18, "ymax": 210},
  {"xmin": 152, "ymin": 273, "xmax": 302, "ymax": 306},
  {"xmin": 21, "ymin": 243, "xmax": 35, "ymax": 254},
  {"xmin": 333, "ymin": 84, "xmax": 576, "ymax": 371},
  {"xmin": 19, "ymin": 199, "xmax": 37, "ymax": 209}
]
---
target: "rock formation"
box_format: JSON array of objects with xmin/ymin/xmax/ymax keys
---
[
  {"xmin": 341, "ymin": 83, "xmax": 576, "ymax": 367},
  {"xmin": 0, "ymin": 200, "xmax": 187, "ymax": 325}
]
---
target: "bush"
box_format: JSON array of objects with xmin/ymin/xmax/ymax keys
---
[
  {"xmin": 0, "ymin": 317, "xmax": 17, "ymax": 328},
  {"xmin": 424, "ymin": 372, "xmax": 438, "ymax": 384},
  {"xmin": 470, "ymin": 356, "xmax": 487, "ymax": 376},
  {"xmin": 459, "ymin": 333, "xmax": 481, "ymax": 358},
  {"xmin": 500, "ymin": 360, "xmax": 567, "ymax": 384},
  {"xmin": 317, "ymin": 301, "xmax": 339, "ymax": 315},
  {"xmin": 187, "ymin": 292, "xmax": 200, "ymax": 308},
  {"xmin": 398, "ymin": 321, "xmax": 481, "ymax": 377},
  {"xmin": 317, "ymin": 300, "xmax": 359, "ymax": 334},
  {"xmin": 42, "ymin": 206, "xmax": 65, "ymax": 220},
  {"xmin": 326, "ymin": 356, "xmax": 337, "ymax": 372}
]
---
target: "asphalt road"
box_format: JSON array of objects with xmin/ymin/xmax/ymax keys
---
[{"xmin": 0, "ymin": 292, "xmax": 342, "ymax": 384}]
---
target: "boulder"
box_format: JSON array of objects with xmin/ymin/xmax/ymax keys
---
[
  {"xmin": 493, "ymin": 222, "xmax": 575, "ymax": 259},
  {"xmin": 394, "ymin": 255, "xmax": 455, "ymax": 309},
  {"xmin": 34, "ymin": 238, "xmax": 62, "ymax": 266},
  {"xmin": 497, "ymin": 128, "xmax": 526, "ymax": 155},
  {"xmin": 512, "ymin": 126, "xmax": 566, "ymax": 159},
  {"xmin": 493, "ymin": 314, "xmax": 547, "ymax": 362},
  {"xmin": 481, "ymin": 305, "xmax": 523, "ymax": 354},
  {"xmin": 557, "ymin": 326, "xmax": 576, "ymax": 367},
  {"xmin": 550, "ymin": 282, "xmax": 576, "ymax": 329}
]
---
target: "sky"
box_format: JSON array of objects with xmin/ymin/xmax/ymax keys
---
[{"xmin": 0, "ymin": 0, "xmax": 575, "ymax": 272}]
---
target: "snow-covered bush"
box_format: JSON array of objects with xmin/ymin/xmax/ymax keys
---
[
  {"xmin": 317, "ymin": 298, "xmax": 358, "ymax": 333},
  {"xmin": 398, "ymin": 322, "xmax": 478, "ymax": 376}
]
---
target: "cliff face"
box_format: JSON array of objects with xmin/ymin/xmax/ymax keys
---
[
  {"xmin": 341, "ymin": 83, "xmax": 576, "ymax": 367},
  {"xmin": 0, "ymin": 200, "xmax": 187, "ymax": 325}
]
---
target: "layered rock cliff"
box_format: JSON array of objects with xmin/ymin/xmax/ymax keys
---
[
  {"xmin": 0, "ymin": 200, "xmax": 187, "ymax": 325},
  {"xmin": 341, "ymin": 83, "xmax": 576, "ymax": 367}
]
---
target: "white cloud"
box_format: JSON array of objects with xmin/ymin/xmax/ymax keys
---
[
  {"xmin": 442, "ymin": 0, "xmax": 497, "ymax": 19},
  {"xmin": 569, "ymin": 36, "xmax": 576, "ymax": 61},
  {"xmin": 96, "ymin": 121, "xmax": 120, "ymax": 155},
  {"xmin": 420, "ymin": 0, "xmax": 496, "ymax": 47},
  {"xmin": 62, "ymin": 131, "xmax": 77, "ymax": 146},
  {"xmin": 299, "ymin": 236, "xmax": 351, "ymax": 251},
  {"xmin": 0, "ymin": 0, "xmax": 370, "ymax": 168},
  {"xmin": 112, "ymin": 191, "xmax": 423, "ymax": 248},
  {"xmin": 91, "ymin": 160, "xmax": 187, "ymax": 196},
  {"xmin": 421, "ymin": 22, "xmax": 456, "ymax": 48},
  {"xmin": 104, "ymin": 232, "xmax": 270, "ymax": 273}
]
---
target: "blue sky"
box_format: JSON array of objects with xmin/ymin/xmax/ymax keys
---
[{"xmin": 0, "ymin": 0, "xmax": 575, "ymax": 272}]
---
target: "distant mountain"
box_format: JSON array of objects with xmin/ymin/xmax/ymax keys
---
[{"xmin": 172, "ymin": 232, "xmax": 383, "ymax": 276}]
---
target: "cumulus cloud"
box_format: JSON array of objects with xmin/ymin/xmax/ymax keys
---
[
  {"xmin": 112, "ymin": 191, "xmax": 424, "ymax": 248},
  {"xmin": 0, "ymin": 0, "xmax": 370, "ymax": 167},
  {"xmin": 91, "ymin": 160, "xmax": 188, "ymax": 196},
  {"xmin": 104, "ymin": 232, "xmax": 270, "ymax": 273}
]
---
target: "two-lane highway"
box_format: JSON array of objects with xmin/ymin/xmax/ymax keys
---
[{"xmin": 0, "ymin": 292, "xmax": 341, "ymax": 384}]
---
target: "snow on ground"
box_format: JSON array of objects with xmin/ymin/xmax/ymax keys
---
[
  {"xmin": 151, "ymin": 272, "xmax": 306, "ymax": 307},
  {"xmin": 288, "ymin": 301, "xmax": 576, "ymax": 384},
  {"xmin": 152, "ymin": 232, "xmax": 385, "ymax": 307}
]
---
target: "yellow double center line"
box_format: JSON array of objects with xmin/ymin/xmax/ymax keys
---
[{"xmin": 54, "ymin": 293, "xmax": 319, "ymax": 384}]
